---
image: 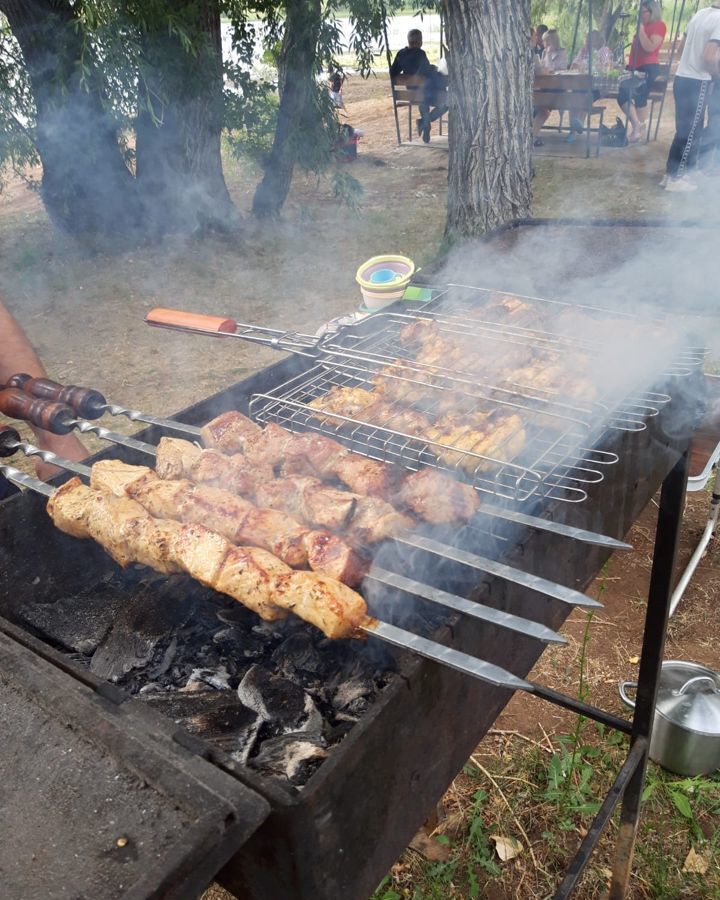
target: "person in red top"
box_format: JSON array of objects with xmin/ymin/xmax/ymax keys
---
[{"xmin": 617, "ymin": 1, "xmax": 667, "ymax": 142}]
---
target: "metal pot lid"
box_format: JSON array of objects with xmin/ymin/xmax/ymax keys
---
[{"xmin": 656, "ymin": 661, "xmax": 720, "ymax": 736}]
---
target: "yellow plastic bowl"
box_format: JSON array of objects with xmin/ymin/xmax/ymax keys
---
[{"xmin": 355, "ymin": 255, "xmax": 415, "ymax": 310}]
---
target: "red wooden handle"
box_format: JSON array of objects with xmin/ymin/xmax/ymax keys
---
[
  {"xmin": 0, "ymin": 389, "xmax": 76, "ymax": 434},
  {"xmin": 146, "ymin": 307, "xmax": 237, "ymax": 334},
  {"xmin": 6, "ymin": 374, "xmax": 106, "ymax": 419}
]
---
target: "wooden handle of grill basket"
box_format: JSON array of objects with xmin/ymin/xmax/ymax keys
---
[
  {"xmin": 0, "ymin": 425, "xmax": 21, "ymax": 457},
  {"xmin": 146, "ymin": 307, "xmax": 238, "ymax": 335},
  {"xmin": 0, "ymin": 389, "xmax": 76, "ymax": 434},
  {"xmin": 6, "ymin": 374, "xmax": 106, "ymax": 420}
]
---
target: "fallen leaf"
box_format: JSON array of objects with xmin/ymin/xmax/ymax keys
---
[
  {"xmin": 409, "ymin": 829, "xmax": 450, "ymax": 862},
  {"xmin": 490, "ymin": 834, "xmax": 523, "ymax": 862},
  {"xmin": 629, "ymin": 656, "xmax": 640, "ymax": 664},
  {"xmin": 683, "ymin": 847, "xmax": 709, "ymax": 875},
  {"xmin": 600, "ymin": 866, "xmax": 613, "ymax": 880}
]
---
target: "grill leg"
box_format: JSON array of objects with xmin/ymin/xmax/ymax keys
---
[{"xmin": 609, "ymin": 450, "xmax": 689, "ymax": 899}]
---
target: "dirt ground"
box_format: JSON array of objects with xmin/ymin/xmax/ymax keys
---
[{"xmin": 2, "ymin": 75, "xmax": 720, "ymax": 898}]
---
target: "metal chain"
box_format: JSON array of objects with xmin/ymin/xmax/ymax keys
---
[{"xmin": 677, "ymin": 79, "xmax": 709, "ymax": 178}]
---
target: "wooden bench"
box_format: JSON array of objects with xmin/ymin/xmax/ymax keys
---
[{"xmin": 533, "ymin": 74, "xmax": 606, "ymax": 157}]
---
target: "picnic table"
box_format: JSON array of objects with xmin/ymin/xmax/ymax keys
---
[{"xmin": 533, "ymin": 71, "xmax": 622, "ymax": 157}]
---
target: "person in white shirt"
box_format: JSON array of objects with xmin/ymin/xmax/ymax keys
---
[{"xmin": 664, "ymin": 4, "xmax": 720, "ymax": 191}]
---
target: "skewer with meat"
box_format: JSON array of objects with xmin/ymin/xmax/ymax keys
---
[
  {"xmin": 155, "ymin": 437, "xmax": 415, "ymax": 543},
  {"xmin": 48, "ymin": 476, "xmax": 368, "ymax": 638},
  {"xmin": 90, "ymin": 459, "xmax": 366, "ymax": 586},
  {"xmin": 197, "ymin": 414, "xmax": 481, "ymax": 524}
]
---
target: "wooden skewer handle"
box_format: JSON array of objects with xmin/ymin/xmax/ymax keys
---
[
  {"xmin": 0, "ymin": 425, "xmax": 21, "ymax": 457},
  {"xmin": 146, "ymin": 307, "xmax": 238, "ymax": 335},
  {"xmin": 0, "ymin": 389, "xmax": 76, "ymax": 434},
  {"xmin": 6, "ymin": 374, "xmax": 106, "ymax": 420}
]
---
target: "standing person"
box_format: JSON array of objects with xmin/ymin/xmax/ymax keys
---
[
  {"xmin": 389, "ymin": 29, "xmax": 447, "ymax": 143},
  {"xmin": 0, "ymin": 299, "xmax": 87, "ymax": 480},
  {"xmin": 617, "ymin": 1, "xmax": 667, "ymax": 143},
  {"xmin": 663, "ymin": 3, "xmax": 720, "ymax": 191}
]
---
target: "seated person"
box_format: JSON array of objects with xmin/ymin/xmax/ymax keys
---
[
  {"xmin": 566, "ymin": 30, "xmax": 613, "ymax": 140},
  {"xmin": 390, "ymin": 29, "xmax": 447, "ymax": 143},
  {"xmin": 532, "ymin": 29, "xmax": 569, "ymax": 145},
  {"xmin": 570, "ymin": 30, "xmax": 613, "ymax": 73},
  {"xmin": 617, "ymin": 1, "xmax": 667, "ymax": 143}
]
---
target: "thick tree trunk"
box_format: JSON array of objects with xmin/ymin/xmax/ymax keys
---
[
  {"xmin": 251, "ymin": 0, "xmax": 322, "ymax": 219},
  {"xmin": 443, "ymin": 0, "xmax": 533, "ymax": 241},
  {"xmin": 1, "ymin": 0, "xmax": 140, "ymax": 236},
  {"xmin": 135, "ymin": 0, "xmax": 239, "ymax": 235}
]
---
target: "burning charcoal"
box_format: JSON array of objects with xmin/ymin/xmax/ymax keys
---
[
  {"xmin": 271, "ymin": 632, "xmax": 323, "ymax": 677},
  {"xmin": 215, "ymin": 603, "xmax": 258, "ymax": 628},
  {"xmin": 331, "ymin": 677, "xmax": 375, "ymax": 715},
  {"xmin": 143, "ymin": 689, "xmax": 260, "ymax": 754},
  {"xmin": 182, "ymin": 665, "xmax": 232, "ymax": 692},
  {"xmin": 90, "ymin": 577, "xmax": 194, "ymax": 682},
  {"xmin": 238, "ymin": 666, "xmax": 322, "ymax": 736},
  {"xmin": 14, "ymin": 578, "xmax": 126, "ymax": 656},
  {"xmin": 250, "ymin": 734, "xmax": 328, "ymax": 785}
]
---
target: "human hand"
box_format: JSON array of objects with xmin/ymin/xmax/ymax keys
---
[{"xmin": 34, "ymin": 431, "xmax": 88, "ymax": 480}]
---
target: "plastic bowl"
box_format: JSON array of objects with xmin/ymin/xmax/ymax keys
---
[{"xmin": 356, "ymin": 255, "xmax": 415, "ymax": 310}]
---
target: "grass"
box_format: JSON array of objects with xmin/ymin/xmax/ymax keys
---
[{"xmin": 371, "ymin": 577, "xmax": 720, "ymax": 899}]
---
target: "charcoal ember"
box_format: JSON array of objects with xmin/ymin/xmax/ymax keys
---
[
  {"xmin": 143, "ymin": 689, "xmax": 260, "ymax": 754},
  {"xmin": 90, "ymin": 577, "xmax": 194, "ymax": 681},
  {"xmin": 215, "ymin": 602, "xmax": 259, "ymax": 628},
  {"xmin": 271, "ymin": 631, "xmax": 323, "ymax": 677},
  {"xmin": 182, "ymin": 665, "xmax": 233, "ymax": 692},
  {"xmin": 238, "ymin": 665, "xmax": 322, "ymax": 736},
  {"xmin": 14, "ymin": 577, "xmax": 126, "ymax": 656},
  {"xmin": 331, "ymin": 677, "xmax": 375, "ymax": 716},
  {"xmin": 250, "ymin": 734, "xmax": 328, "ymax": 786}
]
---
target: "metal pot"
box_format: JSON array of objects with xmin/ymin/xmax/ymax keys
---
[{"xmin": 619, "ymin": 660, "xmax": 720, "ymax": 776}]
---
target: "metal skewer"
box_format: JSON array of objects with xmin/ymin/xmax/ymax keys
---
[
  {"xmin": 0, "ymin": 460, "xmax": 533, "ymax": 693},
  {"xmin": 0, "ymin": 430, "xmax": 566, "ymax": 646}
]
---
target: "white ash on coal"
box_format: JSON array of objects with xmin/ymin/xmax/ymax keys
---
[{"xmin": 16, "ymin": 569, "xmax": 430, "ymax": 788}]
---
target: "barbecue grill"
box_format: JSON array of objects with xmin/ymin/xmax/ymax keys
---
[{"xmin": 0, "ymin": 219, "xmax": 705, "ymax": 899}]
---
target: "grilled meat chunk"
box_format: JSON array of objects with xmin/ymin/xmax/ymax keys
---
[
  {"xmin": 90, "ymin": 459, "xmax": 154, "ymax": 497},
  {"xmin": 255, "ymin": 476, "xmax": 357, "ymax": 530},
  {"xmin": 397, "ymin": 468, "xmax": 480, "ymax": 524},
  {"xmin": 200, "ymin": 410, "xmax": 262, "ymax": 454},
  {"xmin": 155, "ymin": 436, "xmax": 202, "ymax": 480},
  {"xmin": 274, "ymin": 571, "xmax": 368, "ymax": 639}
]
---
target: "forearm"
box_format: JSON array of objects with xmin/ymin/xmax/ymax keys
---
[
  {"xmin": 0, "ymin": 304, "xmax": 47, "ymax": 386},
  {"xmin": 0, "ymin": 302, "xmax": 87, "ymax": 467}
]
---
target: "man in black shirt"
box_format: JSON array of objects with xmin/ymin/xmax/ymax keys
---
[{"xmin": 390, "ymin": 29, "xmax": 447, "ymax": 143}]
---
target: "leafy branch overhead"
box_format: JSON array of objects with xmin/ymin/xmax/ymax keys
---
[{"xmin": 0, "ymin": 0, "xmax": 407, "ymax": 236}]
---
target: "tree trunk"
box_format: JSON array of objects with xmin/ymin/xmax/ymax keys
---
[
  {"xmin": 134, "ymin": 0, "xmax": 239, "ymax": 236},
  {"xmin": 1, "ymin": 0, "xmax": 140, "ymax": 236},
  {"xmin": 251, "ymin": 0, "xmax": 322, "ymax": 219},
  {"xmin": 443, "ymin": 0, "xmax": 533, "ymax": 241}
]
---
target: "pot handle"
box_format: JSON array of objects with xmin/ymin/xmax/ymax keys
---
[
  {"xmin": 619, "ymin": 681, "xmax": 638, "ymax": 708},
  {"xmin": 678, "ymin": 675, "xmax": 719, "ymax": 695}
]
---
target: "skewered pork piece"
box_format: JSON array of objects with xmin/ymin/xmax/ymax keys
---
[
  {"xmin": 156, "ymin": 437, "xmax": 414, "ymax": 542},
  {"xmin": 48, "ymin": 476, "xmax": 369, "ymax": 638},
  {"xmin": 198, "ymin": 415, "xmax": 482, "ymax": 524},
  {"xmin": 90, "ymin": 459, "xmax": 366, "ymax": 586}
]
